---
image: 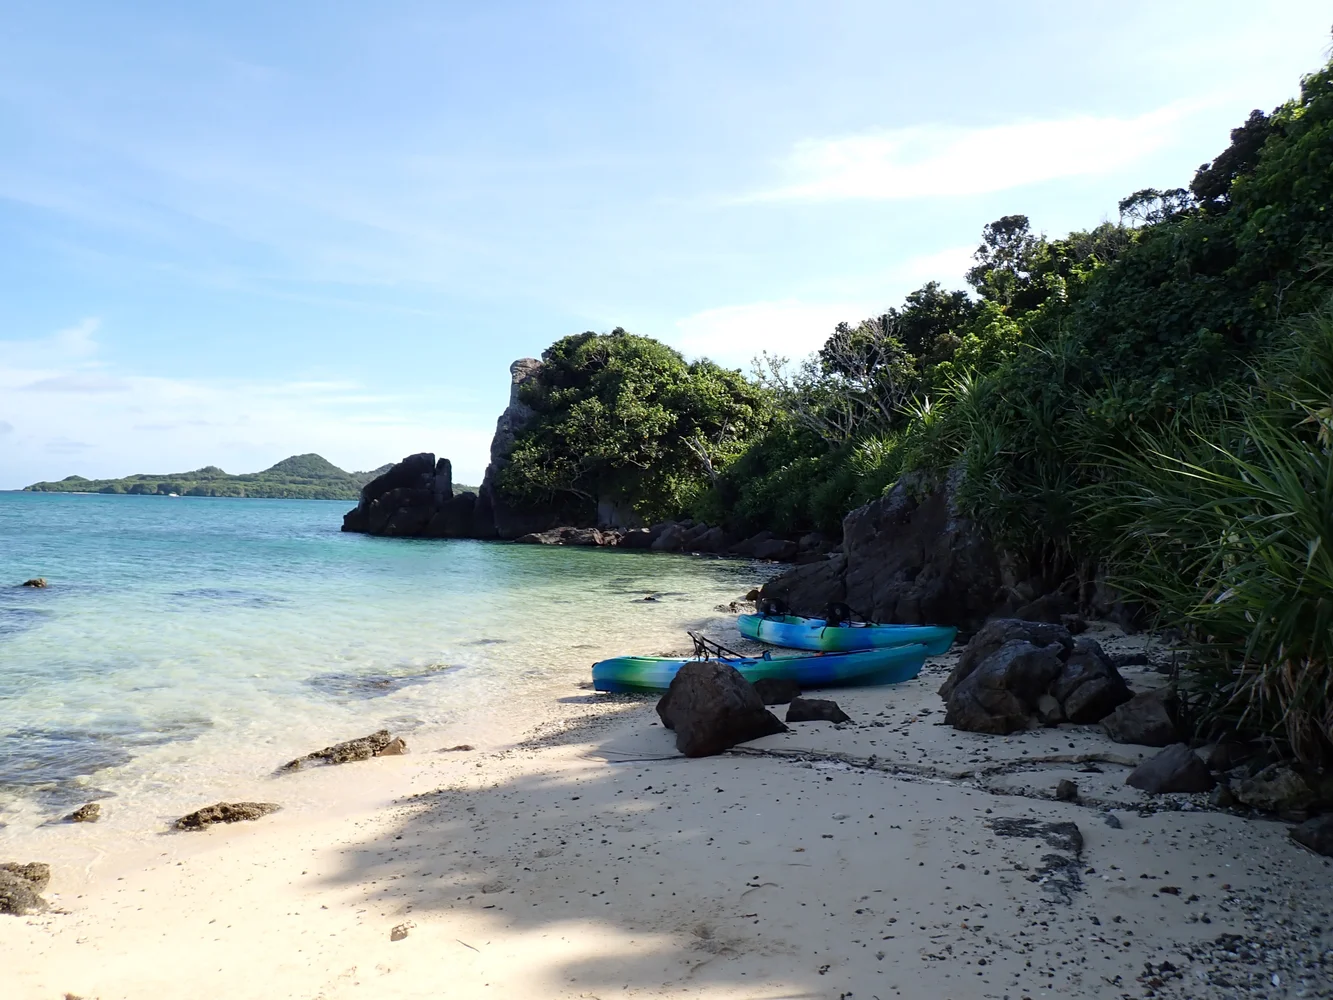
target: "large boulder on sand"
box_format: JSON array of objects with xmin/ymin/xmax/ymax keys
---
[
  {"xmin": 1101, "ymin": 688, "xmax": 1179, "ymax": 747},
  {"xmin": 939, "ymin": 619, "xmax": 1074, "ymax": 701},
  {"xmin": 656, "ymin": 661, "xmax": 787, "ymax": 757},
  {"xmin": 1125, "ymin": 744, "xmax": 1215, "ymax": 794},
  {"xmin": 1050, "ymin": 638, "xmax": 1133, "ymax": 723},
  {"xmin": 942, "ymin": 639, "xmax": 1066, "ymax": 735},
  {"xmin": 939, "ymin": 619, "xmax": 1130, "ymax": 734}
]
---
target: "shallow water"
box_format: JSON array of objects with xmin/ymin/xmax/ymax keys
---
[{"xmin": 0, "ymin": 492, "xmax": 759, "ymax": 835}]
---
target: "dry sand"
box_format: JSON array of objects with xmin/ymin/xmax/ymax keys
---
[{"xmin": 4, "ymin": 622, "xmax": 1332, "ymax": 999}]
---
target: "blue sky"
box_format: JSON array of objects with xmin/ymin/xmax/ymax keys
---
[{"xmin": 1, "ymin": 2, "xmax": 1330, "ymax": 488}]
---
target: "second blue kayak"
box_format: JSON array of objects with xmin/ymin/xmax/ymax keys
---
[{"xmin": 737, "ymin": 613, "xmax": 956, "ymax": 655}]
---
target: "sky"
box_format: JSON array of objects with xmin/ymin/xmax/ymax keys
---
[{"xmin": 1, "ymin": 2, "xmax": 1331, "ymax": 488}]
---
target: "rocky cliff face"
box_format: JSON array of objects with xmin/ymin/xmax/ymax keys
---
[
  {"xmin": 759, "ymin": 469, "xmax": 1005, "ymax": 631},
  {"xmin": 473, "ymin": 358, "xmax": 575, "ymax": 539},
  {"xmin": 343, "ymin": 357, "xmax": 575, "ymax": 541},
  {"xmin": 341, "ymin": 453, "xmax": 481, "ymax": 538}
]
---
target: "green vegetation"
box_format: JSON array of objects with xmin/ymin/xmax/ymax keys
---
[
  {"xmin": 501, "ymin": 45, "xmax": 1333, "ymax": 760},
  {"xmin": 25, "ymin": 454, "xmax": 397, "ymax": 500},
  {"xmin": 499, "ymin": 329, "xmax": 766, "ymax": 524}
]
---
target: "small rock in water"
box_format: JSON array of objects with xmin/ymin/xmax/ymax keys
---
[
  {"xmin": 174, "ymin": 802, "xmax": 281, "ymax": 831},
  {"xmin": 786, "ymin": 697, "xmax": 851, "ymax": 724},
  {"xmin": 66, "ymin": 802, "xmax": 101, "ymax": 823},
  {"xmin": 20, "ymin": 578, "xmax": 47, "ymax": 588},
  {"xmin": 1055, "ymin": 779, "xmax": 1078, "ymax": 802},
  {"xmin": 752, "ymin": 678, "xmax": 801, "ymax": 705},
  {"xmin": 0, "ymin": 862, "xmax": 51, "ymax": 915},
  {"xmin": 375, "ymin": 737, "xmax": 408, "ymax": 756}
]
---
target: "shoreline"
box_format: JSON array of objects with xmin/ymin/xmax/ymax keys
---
[{"xmin": 6, "ymin": 622, "xmax": 1331, "ymax": 999}]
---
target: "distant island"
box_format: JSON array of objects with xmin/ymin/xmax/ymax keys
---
[{"xmin": 22, "ymin": 453, "xmax": 475, "ymax": 501}]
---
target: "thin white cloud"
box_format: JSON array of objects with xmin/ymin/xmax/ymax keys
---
[
  {"xmin": 670, "ymin": 300, "xmax": 874, "ymax": 370},
  {"xmin": 0, "ymin": 320, "xmax": 495, "ymax": 488},
  {"xmin": 747, "ymin": 105, "xmax": 1192, "ymax": 203},
  {"xmin": 23, "ymin": 373, "xmax": 132, "ymax": 393},
  {"xmin": 666, "ymin": 245, "xmax": 980, "ymax": 369}
]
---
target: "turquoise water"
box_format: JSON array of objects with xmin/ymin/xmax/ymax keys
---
[{"xmin": 0, "ymin": 492, "xmax": 759, "ymax": 833}]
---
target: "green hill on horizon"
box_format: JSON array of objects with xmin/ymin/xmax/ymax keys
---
[{"xmin": 25, "ymin": 453, "xmax": 396, "ymax": 500}]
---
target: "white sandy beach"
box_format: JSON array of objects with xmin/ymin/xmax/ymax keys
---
[{"xmin": 5, "ymin": 622, "xmax": 1332, "ymax": 1000}]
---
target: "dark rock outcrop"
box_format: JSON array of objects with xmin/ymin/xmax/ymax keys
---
[
  {"xmin": 943, "ymin": 639, "xmax": 1066, "ymax": 735},
  {"xmin": 1291, "ymin": 815, "xmax": 1333, "ymax": 856},
  {"xmin": 174, "ymin": 802, "xmax": 281, "ymax": 831},
  {"xmin": 940, "ymin": 619, "xmax": 1075, "ymax": 701},
  {"xmin": 619, "ymin": 528, "xmax": 653, "ymax": 549},
  {"xmin": 342, "ymin": 359, "xmax": 569, "ymax": 541},
  {"xmin": 752, "ymin": 678, "xmax": 802, "ymax": 705},
  {"xmin": 1234, "ymin": 766, "xmax": 1314, "ymax": 814},
  {"xmin": 1051, "ymin": 638, "xmax": 1133, "ymax": 723},
  {"xmin": 655, "ymin": 661, "xmax": 786, "ymax": 757},
  {"xmin": 477, "ymin": 358, "xmax": 572, "ymax": 539},
  {"xmin": 280, "ymin": 730, "xmax": 398, "ymax": 771},
  {"xmin": 761, "ymin": 470, "xmax": 1002, "ymax": 629},
  {"xmin": 785, "ymin": 697, "xmax": 850, "ymax": 724},
  {"xmin": 515, "ymin": 527, "xmax": 606, "ymax": 546},
  {"xmin": 940, "ymin": 620, "xmax": 1130, "ymax": 735},
  {"xmin": 20, "ymin": 578, "xmax": 47, "ymax": 588},
  {"xmin": 0, "ymin": 862, "xmax": 50, "ymax": 915},
  {"xmin": 1125, "ymin": 744, "xmax": 1215, "ymax": 794},
  {"xmin": 1101, "ymin": 688, "xmax": 1179, "ymax": 747}
]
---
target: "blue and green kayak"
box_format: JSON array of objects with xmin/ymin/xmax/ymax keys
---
[
  {"xmin": 592, "ymin": 642, "xmax": 928, "ymax": 694},
  {"xmin": 737, "ymin": 613, "xmax": 956, "ymax": 655}
]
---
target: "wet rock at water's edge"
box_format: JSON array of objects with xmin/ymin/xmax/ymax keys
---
[
  {"xmin": 174, "ymin": 802, "xmax": 281, "ymax": 831},
  {"xmin": 656, "ymin": 661, "xmax": 786, "ymax": 758},
  {"xmin": 0, "ymin": 862, "xmax": 52, "ymax": 915},
  {"xmin": 66, "ymin": 802, "xmax": 100, "ymax": 823},
  {"xmin": 280, "ymin": 729, "xmax": 399, "ymax": 771}
]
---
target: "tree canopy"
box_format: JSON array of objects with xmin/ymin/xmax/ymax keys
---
[{"xmin": 499, "ymin": 329, "xmax": 766, "ymax": 524}]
